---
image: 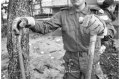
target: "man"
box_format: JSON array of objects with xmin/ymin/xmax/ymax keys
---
[
  {"xmin": 97, "ymin": 0, "xmax": 116, "ymax": 21},
  {"xmin": 12, "ymin": 0, "xmax": 116, "ymax": 79},
  {"xmin": 94, "ymin": 1, "xmax": 117, "ymax": 79}
]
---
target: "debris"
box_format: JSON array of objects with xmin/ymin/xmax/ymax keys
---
[
  {"xmin": 33, "ymin": 68, "xmax": 44, "ymax": 74},
  {"xmin": 51, "ymin": 57, "xmax": 54, "ymax": 59},
  {"xmin": 41, "ymin": 51, "xmax": 44, "ymax": 54},
  {"xmin": 55, "ymin": 38, "xmax": 61, "ymax": 43},
  {"xmin": 49, "ymin": 54, "xmax": 51, "ymax": 56},
  {"xmin": 29, "ymin": 43, "xmax": 31, "ymax": 46}
]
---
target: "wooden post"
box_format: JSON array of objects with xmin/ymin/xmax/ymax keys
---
[
  {"xmin": 86, "ymin": 35, "xmax": 97, "ymax": 79},
  {"xmin": 7, "ymin": 0, "xmax": 32, "ymax": 79}
]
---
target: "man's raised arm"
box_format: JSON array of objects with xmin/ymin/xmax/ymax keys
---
[{"xmin": 12, "ymin": 11, "xmax": 62, "ymax": 35}]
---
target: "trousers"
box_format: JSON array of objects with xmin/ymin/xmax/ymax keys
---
[{"xmin": 63, "ymin": 51, "xmax": 104, "ymax": 79}]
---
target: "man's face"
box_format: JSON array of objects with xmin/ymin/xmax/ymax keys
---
[
  {"xmin": 108, "ymin": 5, "xmax": 116, "ymax": 13},
  {"xmin": 70, "ymin": 0, "xmax": 85, "ymax": 7}
]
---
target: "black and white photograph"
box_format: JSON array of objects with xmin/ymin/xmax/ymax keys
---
[{"xmin": 1, "ymin": 0, "xmax": 119, "ymax": 79}]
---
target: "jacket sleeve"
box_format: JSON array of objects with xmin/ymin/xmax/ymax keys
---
[
  {"xmin": 99, "ymin": 14, "xmax": 117, "ymax": 40},
  {"xmin": 101, "ymin": 21, "xmax": 116, "ymax": 47},
  {"xmin": 30, "ymin": 12, "xmax": 62, "ymax": 34},
  {"xmin": 101, "ymin": 20, "xmax": 116, "ymax": 42},
  {"xmin": 106, "ymin": 22, "xmax": 116, "ymax": 38}
]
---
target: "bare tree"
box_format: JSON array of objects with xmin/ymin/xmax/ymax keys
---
[
  {"xmin": 7, "ymin": 0, "xmax": 32, "ymax": 79},
  {"xmin": 37, "ymin": 0, "xmax": 43, "ymax": 14},
  {"xmin": 39, "ymin": 0, "xmax": 43, "ymax": 14}
]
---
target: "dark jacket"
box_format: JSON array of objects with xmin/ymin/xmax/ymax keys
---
[
  {"xmin": 30, "ymin": 4, "xmax": 116, "ymax": 52},
  {"xmin": 104, "ymin": 9, "xmax": 116, "ymax": 21}
]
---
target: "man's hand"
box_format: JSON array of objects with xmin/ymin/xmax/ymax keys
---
[
  {"xmin": 12, "ymin": 17, "xmax": 35, "ymax": 35},
  {"xmin": 12, "ymin": 17, "xmax": 28, "ymax": 35},
  {"xmin": 81, "ymin": 14, "xmax": 107, "ymax": 36}
]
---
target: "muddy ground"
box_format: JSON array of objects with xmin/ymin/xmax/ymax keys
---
[{"xmin": 1, "ymin": 30, "xmax": 119, "ymax": 79}]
